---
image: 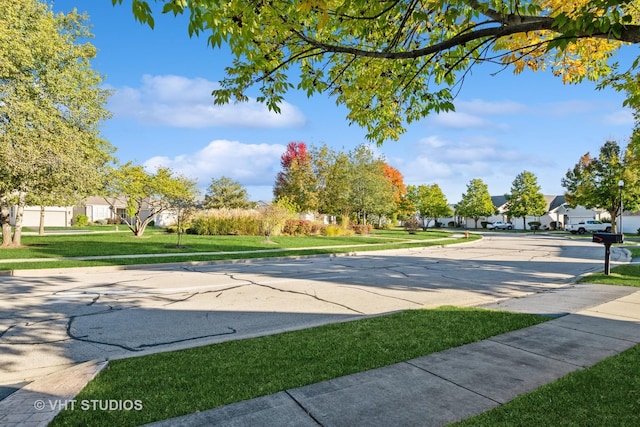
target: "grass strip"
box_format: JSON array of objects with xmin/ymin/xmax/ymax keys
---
[
  {"xmin": 577, "ymin": 264, "xmax": 640, "ymax": 287},
  {"xmin": 453, "ymin": 343, "xmax": 640, "ymax": 426},
  {"xmin": 51, "ymin": 307, "xmax": 547, "ymax": 426},
  {"xmin": 0, "ymin": 233, "xmax": 479, "ymax": 271},
  {"xmin": 577, "ymin": 247, "xmax": 640, "ymax": 286}
]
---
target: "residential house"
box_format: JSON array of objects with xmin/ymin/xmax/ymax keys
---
[
  {"xmin": 452, "ymin": 195, "xmax": 608, "ymax": 230},
  {"xmin": 75, "ymin": 196, "xmax": 176, "ymax": 226},
  {"xmin": 74, "ymin": 196, "xmax": 129, "ymax": 223},
  {"xmin": 9, "ymin": 205, "xmax": 74, "ymax": 228}
]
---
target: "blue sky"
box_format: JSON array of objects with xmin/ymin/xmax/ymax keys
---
[{"xmin": 52, "ymin": 1, "xmax": 636, "ymax": 203}]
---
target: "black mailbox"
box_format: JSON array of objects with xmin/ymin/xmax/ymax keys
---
[{"xmin": 593, "ymin": 233, "xmax": 624, "ymax": 244}]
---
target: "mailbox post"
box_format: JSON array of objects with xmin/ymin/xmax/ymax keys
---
[{"xmin": 592, "ymin": 233, "xmax": 624, "ymax": 275}]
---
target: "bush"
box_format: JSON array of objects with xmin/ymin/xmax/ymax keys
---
[
  {"xmin": 404, "ymin": 218, "xmax": 420, "ymax": 234},
  {"xmin": 72, "ymin": 214, "xmax": 88, "ymax": 227},
  {"xmin": 95, "ymin": 219, "xmax": 108, "ymax": 226},
  {"xmin": 350, "ymin": 224, "xmax": 373, "ymax": 235},
  {"xmin": 448, "ymin": 221, "xmax": 456, "ymax": 227},
  {"xmin": 283, "ymin": 219, "xmax": 314, "ymax": 236},
  {"xmin": 480, "ymin": 221, "xmax": 490, "ymax": 229},
  {"xmin": 528, "ymin": 221, "xmax": 541, "ymax": 230},
  {"xmin": 311, "ymin": 224, "xmax": 325, "ymax": 235},
  {"xmin": 323, "ymin": 224, "xmax": 354, "ymax": 237}
]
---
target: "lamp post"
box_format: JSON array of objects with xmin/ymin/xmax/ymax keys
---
[{"xmin": 618, "ymin": 180, "xmax": 624, "ymax": 236}]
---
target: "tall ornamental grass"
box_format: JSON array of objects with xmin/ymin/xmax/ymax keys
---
[{"xmin": 190, "ymin": 209, "xmax": 262, "ymax": 235}]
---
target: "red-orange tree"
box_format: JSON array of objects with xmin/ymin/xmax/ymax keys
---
[
  {"xmin": 273, "ymin": 142, "xmax": 318, "ymax": 212},
  {"xmin": 382, "ymin": 163, "xmax": 410, "ymax": 220}
]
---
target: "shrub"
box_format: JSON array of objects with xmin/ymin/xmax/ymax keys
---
[
  {"xmin": 350, "ymin": 224, "xmax": 373, "ymax": 235},
  {"xmin": 480, "ymin": 221, "xmax": 490, "ymax": 229},
  {"xmin": 404, "ymin": 218, "xmax": 420, "ymax": 234},
  {"xmin": 311, "ymin": 223, "xmax": 325, "ymax": 235},
  {"xmin": 447, "ymin": 221, "xmax": 455, "ymax": 227},
  {"xmin": 528, "ymin": 221, "xmax": 541, "ymax": 230},
  {"xmin": 283, "ymin": 219, "xmax": 314, "ymax": 236},
  {"xmin": 95, "ymin": 219, "xmax": 108, "ymax": 226},
  {"xmin": 323, "ymin": 224, "xmax": 354, "ymax": 236},
  {"xmin": 72, "ymin": 214, "xmax": 88, "ymax": 227}
]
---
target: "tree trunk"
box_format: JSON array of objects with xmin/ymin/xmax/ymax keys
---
[
  {"xmin": 39, "ymin": 206, "xmax": 45, "ymax": 235},
  {"xmin": 12, "ymin": 202, "xmax": 24, "ymax": 246},
  {"xmin": 1, "ymin": 202, "xmax": 12, "ymax": 247}
]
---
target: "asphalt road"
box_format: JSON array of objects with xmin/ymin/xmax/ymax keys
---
[{"xmin": 0, "ymin": 233, "xmax": 625, "ymax": 384}]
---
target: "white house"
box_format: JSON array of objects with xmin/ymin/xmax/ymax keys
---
[
  {"xmin": 9, "ymin": 205, "xmax": 74, "ymax": 228},
  {"xmin": 451, "ymin": 195, "xmax": 609, "ymax": 230},
  {"xmin": 74, "ymin": 196, "xmax": 178, "ymax": 227}
]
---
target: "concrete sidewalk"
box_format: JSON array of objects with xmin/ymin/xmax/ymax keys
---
[{"xmin": 2, "ymin": 284, "xmax": 639, "ymax": 427}]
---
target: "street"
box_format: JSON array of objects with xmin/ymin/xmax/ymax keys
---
[{"xmin": 0, "ymin": 233, "xmax": 625, "ymax": 384}]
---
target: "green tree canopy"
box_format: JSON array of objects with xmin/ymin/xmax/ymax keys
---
[
  {"xmin": 109, "ymin": 163, "xmax": 198, "ymax": 237},
  {"xmin": 1, "ymin": 0, "xmax": 113, "ymax": 246},
  {"xmin": 562, "ymin": 138, "xmax": 640, "ymax": 233},
  {"xmin": 456, "ymin": 178, "xmax": 496, "ymax": 228},
  {"xmin": 407, "ymin": 184, "xmax": 452, "ymax": 229},
  {"xmin": 204, "ymin": 176, "xmax": 253, "ymax": 209},
  {"xmin": 117, "ymin": 0, "xmax": 640, "ymax": 144},
  {"xmin": 505, "ymin": 171, "xmax": 547, "ymax": 229},
  {"xmin": 312, "ymin": 144, "xmax": 353, "ymax": 224},
  {"xmin": 349, "ymin": 145, "xmax": 396, "ymax": 225}
]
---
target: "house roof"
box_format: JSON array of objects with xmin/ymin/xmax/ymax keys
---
[
  {"xmin": 492, "ymin": 195, "xmax": 566, "ymax": 213},
  {"xmin": 545, "ymin": 195, "xmax": 566, "ymax": 212},
  {"xmin": 491, "ymin": 195, "xmax": 507, "ymax": 209},
  {"xmin": 84, "ymin": 196, "xmax": 128, "ymax": 208}
]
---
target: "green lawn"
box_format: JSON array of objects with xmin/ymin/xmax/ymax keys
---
[
  {"xmin": 50, "ymin": 307, "xmax": 548, "ymax": 427},
  {"xmin": 454, "ymin": 343, "xmax": 640, "ymax": 426},
  {"xmin": 0, "ymin": 228, "xmax": 478, "ymax": 270},
  {"xmin": 578, "ymin": 246, "xmax": 640, "ymax": 286}
]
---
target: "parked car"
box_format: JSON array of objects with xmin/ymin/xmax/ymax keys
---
[
  {"xmin": 566, "ymin": 220, "xmax": 612, "ymax": 234},
  {"xmin": 487, "ymin": 221, "xmax": 513, "ymax": 230}
]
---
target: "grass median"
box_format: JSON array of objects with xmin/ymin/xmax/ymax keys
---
[
  {"xmin": 578, "ymin": 246, "xmax": 640, "ymax": 287},
  {"xmin": 50, "ymin": 307, "xmax": 548, "ymax": 427},
  {"xmin": 0, "ymin": 228, "xmax": 479, "ymax": 270}
]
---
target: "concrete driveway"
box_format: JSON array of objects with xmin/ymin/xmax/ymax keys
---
[{"xmin": 0, "ymin": 233, "xmax": 625, "ymax": 384}]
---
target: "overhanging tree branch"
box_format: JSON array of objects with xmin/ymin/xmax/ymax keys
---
[{"xmin": 292, "ymin": 19, "xmax": 640, "ymax": 60}]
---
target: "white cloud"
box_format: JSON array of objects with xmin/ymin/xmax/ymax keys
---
[
  {"xmin": 395, "ymin": 134, "xmax": 543, "ymax": 201},
  {"xmin": 457, "ymin": 99, "xmax": 529, "ymax": 115},
  {"xmin": 143, "ymin": 139, "xmax": 286, "ymax": 189},
  {"xmin": 108, "ymin": 74, "xmax": 306, "ymax": 129},
  {"xmin": 429, "ymin": 99, "xmax": 526, "ymax": 129},
  {"xmin": 430, "ymin": 111, "xmax": 491, "ymax": 128},
  {"xmin": 543, "ymin": 99, "xmax": 597, "ymax": 116},
  {"xmin": 603, "ymin": 108, "xmax": 634, "ymax": 126}
]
